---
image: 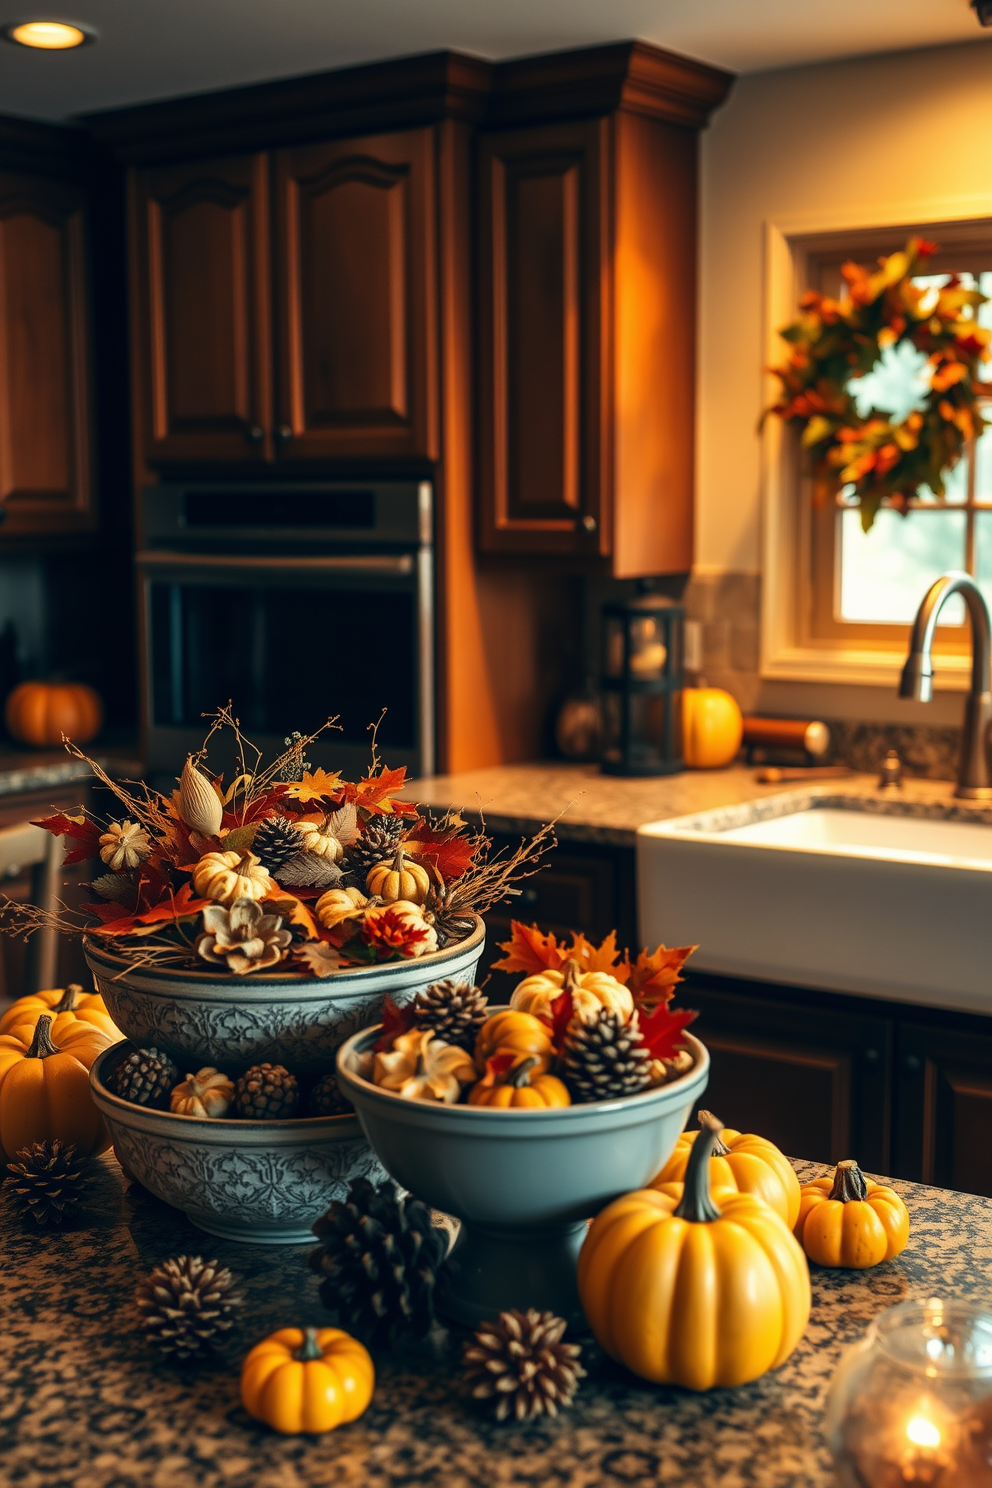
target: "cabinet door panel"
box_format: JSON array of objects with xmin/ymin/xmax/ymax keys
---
[
  {"xmin": 133, "ymin": 154, "xmax": 270, "ymax": 462},
  {"xmin": 0, "ymin": 173, "xmax": 94, "ymax": 533},
  {"xmin": 894, "ymin": 1022, "xmax": 992, "ymax": 1197},
  {"xmin": 478, "ymin": 120, "xmax": 607, "ymax": 556},
  {"xmin": 275, "ymin": 130, "xmax": 437, "ymax": 460}
]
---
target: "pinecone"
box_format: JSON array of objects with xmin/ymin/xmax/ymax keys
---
[
  {"xmin": 412, "ymin": 979, "xmax": 489, "ymax": 1051},
  {"xmin": 5, "ymin": 1139, "xmax": 89, "ymax": 1226},
  {"xmin": 560, "ymin": 1009, "xmax": 652, "ymax": 1102},
  {"xmin": 234, "ymin": 1063, "xmax": 299, "ymax": 1119},
  {"xmin": 109, "ymin": 1047, "xmax": 179, "ymax": 1109},
  {"xmin": 252, "ymin": 815, "xmax": 305, "ymax": 871},
  {"xmin": 310, "ymin": 1176, "xmax": 448, "ymax": 1345},
  {"xmin": 463, "ymin": 1309, "xmax": 585, "ymax": 1422},
  {"xmin": 308, "ymin": 1072, "xmax": 353, "ymax": 1117},
  {"xmin": 135, "ymin": 1255, "xmax": 244, "ymax": 1361},
  {"xmin": 344, "ymin": 816, "xmax": 406, "ymax": 875}
]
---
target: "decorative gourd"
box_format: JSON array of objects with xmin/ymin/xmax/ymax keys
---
[
  {"xmin": 468, "ymin": 1054, "xmax": 571, "ymax": 1109},
  {"xmin": 240, "ymin": 1326, "xmax": 375, "ymax": 1435},
  {"xmin": 578, "ymin": 1112, "xmax": 811, "ymax": 1390},
  {"xmin": 651, "ymin": 1110, "xmax": 801, "ymax": 1229},
  {"xmin": 366, "ymin": 848, "xmax": 431, "ymax": 906},
  {"xmin": 794, "ymin": 1159, "xmax": 909, "ymax": 1269},
  {"xmin": 474, "ymin": 1008, "xmax": 555, "ymax": 1075},
  {"xmin": 510, "ymin": 957, "xmax": 634, "ymax": 1027},
  {"xmin": 314, "ymin": 886, "xmax": 368, "ymax": 931},
  {"xmin": 170, "ymin": 1067, "xmax": 235, "ymax": 1119},
  {"xmin": 295, "ymin": 815, "xmax": 346, "ymax": 863},
  {"xmin": 0, "ymin": 984, "xmax": 120, "ymax": 1042},
  {"xmin": 177, "ymin": 756, "xmax": 223, "ymax": 837},
  {"xmin": 192, "ymin": 849, "xmax": 272, "ymax": 906},
  {"xmin": 0, "ymin": 1014, "xmax": 110, "ymax": 1160},
  {"xmin": 5, "ymin": 680, "xmax": 102, "ymax": 748},
  {"xmin": 682, "ymin": 687, "xmax": 743, "ymax": 769},
  {"xmin": 373, "ymin": 1028, "xmax": 476, "ymax": 1103}
]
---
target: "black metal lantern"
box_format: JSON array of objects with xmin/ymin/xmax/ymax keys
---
[{"xmin": 600, "ymin": 588, "xmax": 684, "ymax": 776}]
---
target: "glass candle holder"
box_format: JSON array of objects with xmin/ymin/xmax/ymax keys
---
[{"xmin": 826, "ymin": 1297, "xmax": 992, "ymax": 1486}]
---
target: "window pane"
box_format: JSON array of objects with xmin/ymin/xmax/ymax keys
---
[
  {"xmin": 839, "ymin": 507, "xmax": 966, "ymax": 623},
  {"xmin": 976, "ymin": 272, "xmax": 991, "ymax": 384},
  {"xmin": 976, "ymin": 417, "xmax": 992, "ymax": 501},
  {"xmin": 849, "ymin": 339, "xmax": 929, "ymax": 424},
  {"xmin": 973, "ymin": 512, "xmax": 992, "ymax": 614}
]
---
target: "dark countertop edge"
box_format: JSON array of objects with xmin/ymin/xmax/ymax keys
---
[{"xmin": 0, "ymin": 751, "xmax": 145, "ymax": 799}]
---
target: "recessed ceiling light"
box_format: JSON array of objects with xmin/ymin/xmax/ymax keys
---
[{"xmin": 1, "ymin": 19, "xmax": 96, "ymax": 48}]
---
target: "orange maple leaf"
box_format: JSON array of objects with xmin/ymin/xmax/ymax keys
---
[
  {"xmin": 492, "ymin": 921, "xmax": 567, "ymax": 975},
  {"xmin": 285, "ymin": 768, "xmax": 343, "ymax": 805},
  {"xmin": 622, "ymin": 943, "xmax": 697, "ymax": 1007},
  {"xmin": 405, "ymin": 823, "xmax": 478, "ymax": 882},
  {"xmin": 572, "ymin": 930, "xmax": 622, "ymax": 973},
  {"xmin": 347, "ymin": 766, "xmax": 418, "ymax": 816},
  {"xmin": 264, "ymin": 891, "xmax": 319, "ymax": 940}
]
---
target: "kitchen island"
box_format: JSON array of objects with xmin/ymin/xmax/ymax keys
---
[{"xmin": 1, "ymin": 1153, "xmax": 987, "ymax": 1487}]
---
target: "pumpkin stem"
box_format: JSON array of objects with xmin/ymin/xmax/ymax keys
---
[
  {"xmin": 390, "ymin": 847, "xmax": 406, "ymax": 871},
  {"xmin": 26, "ymin": 1014, "xmax": 58, "ymax": 1060},
  {"xmin": 561, "ymin": 958, "xmax": 582, "ymax": 992},
  {"xmin": 697, "ymin": 1109, "xmax": 729, "ymax": 1157},
  {"xmin": 295, "ymin": 1326, "xmax": 324, "ymax": 1363},
  {"xmin": 673, "ymin": 1110, "xmax": 724, "ymax": 1224},
  {"xmin": 55, "ymin": 984, "xmax": 83, "ymax": 1014},
  {"xmin": 829, "ymin": 1159, "xmax": 868, "ymax": 1203},
  {"xmin": 503, "ymin": 1056, "xmax": 539, "ymax": 1089}
]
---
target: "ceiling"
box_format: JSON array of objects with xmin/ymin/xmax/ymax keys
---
[{"xmin": 0, "ymin": 0, "xmax": 988, "ymax": 123}]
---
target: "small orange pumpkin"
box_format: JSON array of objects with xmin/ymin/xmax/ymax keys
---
[
  {"xmin": 5, "ymin": 681, "xmax": 102, "ymax": 748},
  {"xmin": 682, "ymin": 687, "xmax": 743, "ymax": 769},
  {"xmin": 651, "ymin": 1111, "xmax": 801, "ymax": 1229},
  {"xmin": 794, "ymin": 1159, "xmax": 909, "ymax": 1269},
  {"xmin": 474, "ymin": 1009, "xmax": 555, "ymax": 1074},
  {"xmin": 468, "ymin": 1055, "xmax": 571, "ymax": 1109},
  {"xmin": 0, "ymin": 984, "xmax": 121, "ymax": 1042},
  {"xmin": 0, "ymin": 1013, "xmax": 111, "ymax": 1160}
]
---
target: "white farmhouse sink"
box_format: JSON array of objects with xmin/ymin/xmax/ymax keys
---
[{"xmin": 638, "ymin": 794, "xmax": 992, "ymax": 1015}]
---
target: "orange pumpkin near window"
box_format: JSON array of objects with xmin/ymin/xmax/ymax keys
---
[
  {"xmin": 5, "ymin": 681, "xmax": 102, "ymax": 748},
  {"xmin": 681, "ymin": 687, "xmax": 743, "ymax": 769}
]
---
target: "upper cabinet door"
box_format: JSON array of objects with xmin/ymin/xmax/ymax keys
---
[
  {"xmin": 132, "ymin": 154, "xmax": 271, "ymax": 463},
  {"xmin": 273, "ymin": 129, "xmax": 438, "ymax": 461},
  {"xmin": 0, "ymin": 172, "xmax": 95, "ymax": 534},
  {"xmin": 477, "ymin": 120, "xmax": 608, "ymax": 557}
]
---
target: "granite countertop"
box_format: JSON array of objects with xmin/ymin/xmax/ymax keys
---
[
  {"xmin": 2, "ymin": 1155, "xmax": 990, "ymax": 1487},
  {"xmin": 403, "ymin": 762, "xmax": 971, "ymax": 847},
  {"xmin": 0, "ymin": 742, "xmax": 143, "ymax": 800}
]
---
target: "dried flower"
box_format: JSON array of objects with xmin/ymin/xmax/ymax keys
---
[
  {"xmin": 99, "ymin": 820, "xmax": 152, "ymax": 871},
  {"xmin": 362, "ymin": 901, "xmax": 438, "ymax": 960},
  {"xmin": 195, "ymin": 898, "xmax": 292, "ymax": 975},
  {"xmin": 373, "ymin": 1028, "xmax": 476, "ymax": 1103}
]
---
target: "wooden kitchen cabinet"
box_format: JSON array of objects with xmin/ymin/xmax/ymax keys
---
[
  {"xmin": 892, "ymin": 1020, "xmax": 992, "ymax": 1199},
  {"xmin": 0, "ymin": 154, "xmax": 96, "ymax": 536},
  {"xmin": 130, "ymin": 153, "xmax": 272, "ymax": 463}
]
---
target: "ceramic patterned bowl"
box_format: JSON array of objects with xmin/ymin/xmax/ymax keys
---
[
  {"xmin": 336, "ymin": 1026, "xmax": 709, "ymax": 1328},
  {"xmin": 90, "ymin": 1041, "xmax": 388, "ymax": 1244},
  {"xmin": 84, "ymin": 917, "xmax": 485, "ymax": 1074}
]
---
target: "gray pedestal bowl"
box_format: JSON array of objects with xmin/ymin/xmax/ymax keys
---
[
  {"xmin": 336, "ymin": 1027, "xmax": 709, "ymax": 1329},
  {"xmin": 90, "ymin": 1041, "xmax": 387, "ymax": 1244},
  {"xmin": 84, "ymin": 917, "xmax": 485, "ymax": 1075}
]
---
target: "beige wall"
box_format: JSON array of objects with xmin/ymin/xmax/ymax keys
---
[{"xmin": 696, "ymin": 38, "xmax": 992, "ymax": 723}]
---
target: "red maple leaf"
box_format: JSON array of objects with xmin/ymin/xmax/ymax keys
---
[
  {"xmin": 80, "ymin": 900, "xmax": 136, "ymax": 925},
  {"xmin": 372, "ymin": 994, "xmax": 417, "ymax": 1052},
  {"xmin": 637, "ymin": 1003, "xmax": 698, "ymax": 1062},
  {"xmin": 404, "ymin": 823, "xmax": 479, "ymax": 882},
  {"xmin": 538, "ymin": 988, "xmax": 575, "ymax": 1053},
  {"xmin": 222, "ymin": 784, "xmax": 291, "ymax": 831},
  {"xmin": 33, "ymin": 813, "xmax": 103, "ymax": 865},
  {"xmin": 492, "ymin": 921, "xmax": 566, "ymax": 975}
]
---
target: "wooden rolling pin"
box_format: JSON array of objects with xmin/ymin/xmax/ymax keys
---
[{"xmin": 742, "ymin": 717, "xmax": 831, "ymax": 757}]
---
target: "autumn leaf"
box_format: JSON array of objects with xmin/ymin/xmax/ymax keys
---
[
  {"xmin": 623, "ymin": 943, "xmax": 697, "ymax": 1006},
  {"xmin": 538, "ymin": 988, "xmax": 575, "ymax": 1053},
  {"xmin": 264, "ymin": 891, "xmax": 319, "ymax": 940},
  {"xmin": 80, "ymin": 899, "xmax": 137, "ymax": 925},
  {"xmin": 637, "ymin": 1003, "xmax": 698, "ymax": 1062},
  {"xmin": 372, "ymin": 993, "xmax": 417, "ymax": 1052},
  {"xmin": 572, "ymin": 930, "xmax": 622, "ymax": 974},
  {"xmin": 347, "ymin": 766, "xmax": 416, "ymax": 816},
  {"xmin": 285, "ymin": 769, "xmax": 343, "ymax": 805},
  {"xmin": 33, "ymin": 813, "xmax": 102, "ymax": 865},
  {"xmin": 293, "ymin": 942, "xmax": 348, "ymax": 978},
  {"xmin": 492, "ymin": 921, "xmax": 566, "ymax": 975},
  {"xmin": 405, "ymin": 822, "xmax": 479, "ymax": 882},
  {"xmin": 86, "ymin": 882, "xmax": 214, "ymax": 937}
]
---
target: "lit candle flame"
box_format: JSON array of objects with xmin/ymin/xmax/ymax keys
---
[{"xmin": 906, "ymin": 1415, "xmax": 941, "ymax": 1449}]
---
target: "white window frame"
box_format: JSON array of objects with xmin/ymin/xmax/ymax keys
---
[{"xmin": 760, "ymin": 196, "xmax": 992, "ymax": 691}]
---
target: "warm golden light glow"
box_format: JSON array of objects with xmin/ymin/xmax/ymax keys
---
[
  {"xmin": 5, "ymin": 20, "xmax": 89, "ymax": 48},
  {"xmin": 906, "ymin": 1416, "xmax": 941, "ymax": 1449}
]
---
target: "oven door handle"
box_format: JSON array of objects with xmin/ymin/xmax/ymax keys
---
[{"xmin": 136, "ymin": 550, "xmax": 415, "ymax": 576}]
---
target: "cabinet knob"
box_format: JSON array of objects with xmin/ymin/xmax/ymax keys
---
[
  {"xmin": 581, "ymin": 514, "xmax": 598, "ymax": 533},
  {"xmin": 245, "ymin": 424, "xmax": 265, "ymax": 445},
  {"xmin": 518, "ymin": 887, "xmax": 539, "ymax": 907},
  {"xmin": 275, "ymin": 424, "xmax": 293, "ymax": 443}
]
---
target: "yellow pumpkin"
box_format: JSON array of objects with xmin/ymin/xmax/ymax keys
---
[
  {"xmin": 468, "ymin": 1054, "xmax": 571, "ymax": 1108},
  {"xmin": 192, "ymin": 849, "xmax": 272, "ymax": 905},
  {"xmin": 651, "ymin": 1110, "xmax": 801, "ymax": 1229},
  {"xmin": 0, "ymin": 983, "xmax": 120, "ymax": 1042},
  {"xmin": 0, "ymin": 1014, "xmax": 111, "ymax": 1160},
  {"xmin": 474, "ymin": 1008, "xmax": 555, "ymax": 1074},
  {"xmin": 314, "ymin": 886, "xmax": 368, "ymax": 931},
  {"xmin": 366, "ymin": 848, "xmax": 431, "ymax": 906},
  {"xmin": 682, "ymin": 687, "xmax": 743, "ymax": 769},
  {"xmin": 240, "ymin": 1326, "xmax": 374, "ymax": 1435},
  {"xmin": 295, "ymin": 815, "xmax": 347, "ymax": 863},
  {"xmin": 5, "ymin": 680, "xmax": 102, "ymax": 748},
  {"xmin": 578, "ymin": 1112, "xmax": 811, "ymax": 1389},
  {"xmin": 794, "ymin": 1159, "xmax": 909, "ymax": 1269},
  {"xmin": 510, "ymin": 956, "xmax": 633, "ymax": 1027}
]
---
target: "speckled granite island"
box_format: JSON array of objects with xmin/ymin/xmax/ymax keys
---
[{"xmin": 3, "ymin": 1154, "xmax": 989, "ymax": 1488}]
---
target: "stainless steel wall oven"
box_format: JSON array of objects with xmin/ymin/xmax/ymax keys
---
[{"xmin": 138, "ymin": 481, "xmax": 434, "ymax": 784}]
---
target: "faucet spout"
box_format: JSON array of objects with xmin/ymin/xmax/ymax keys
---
[{"xmin": 899, "ymin": 570, "xmax": 992, "ymax": 799}]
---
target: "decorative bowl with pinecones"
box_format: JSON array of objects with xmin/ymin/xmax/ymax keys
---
[
  {"xmin": 335, "ymin": 1024, "xmax": 709, "ymax": 1329},
  {"xmin": 89, "ymin": 1041, "xmax": 389, "ymax": 1244},
  {"xmin": 84, "ymin": 916, "xmax": 486, "ymax": 1074}
]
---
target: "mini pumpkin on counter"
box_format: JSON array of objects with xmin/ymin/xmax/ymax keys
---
[
  {"xmin": 366, "ymin": 848, "xmax": 431, "ymax": 906},
  {"xmin": 170, "ymin": 1067, "xmax": 235, "ymax": 1119},
  {"xmin": 240, "ymin": 1325, "xmax": 375, "ymax": 1435},
  {"xmin": 192, "ymin": 849, "xmax": 272, "ymax": 906},
  {"xmin": 0, "ymin": 1014, "xmax": 110, "ymax": 1161},
  {"xmin": 0, "ymin": 984, "xmax": 120, "ymax": 1042},
  {"xmin": 578, "ymin": 1111, "xmax": 810, "ymax": 1390},
  {"xmin": 468, "ymin": 1054, "xmax": 571, "ymax": 1109},
  {"xmin": 373, "ymin": 1029, "xmax": 476, "ymax": 1104},
  {"xmin": 5, "ymin": 679, "xmax": 102, "ymax": 748},
  {"xmin": 681, "ymin": 687, "xmax": 743, "ymax": 769},
  {"xmin": 794, "ymin": 1159, "xmax": 909, "ymax": 1269},
  {"xmin": 651, "ymin": 1110, "xmax": 801, "ymax": 1229},
  {"xmin": 510, "ymin": 957, "xmax": 633, "ymax": 1027},
  {"xmin": 474, "ymin": 1008, "xmax": 555, "ymax": 1075}
]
